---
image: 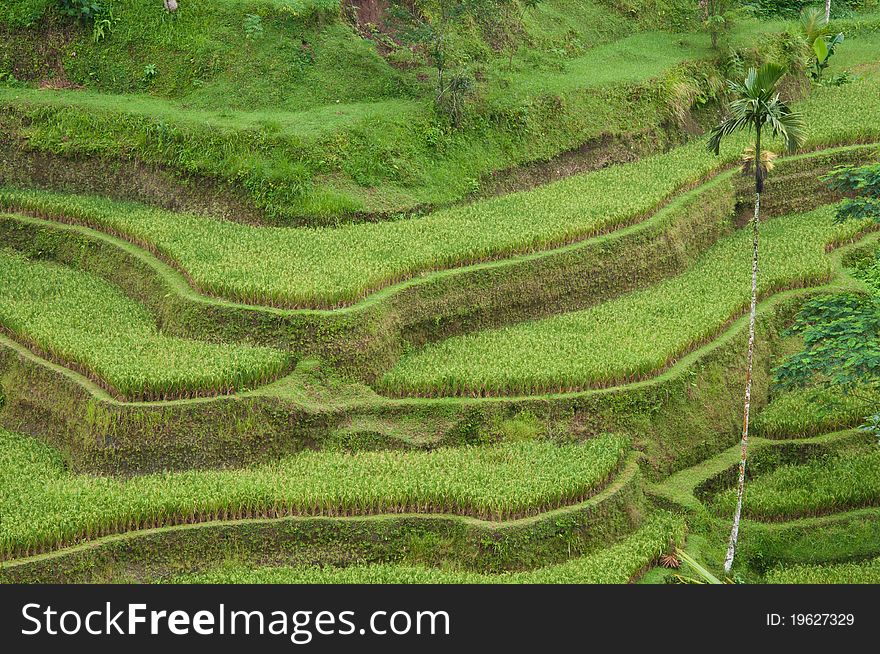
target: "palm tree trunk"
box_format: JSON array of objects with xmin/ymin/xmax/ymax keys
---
[
  {"xmin": 724, "ymin": 128, "xmax": 764, "ymax": 574},
  {"xmin": 825, "ymin": 0, "xmax": 831, "ymax": 23},
  {"xmin": 724, "ymin": 189, "xmax": 761, "ymax": 574}
]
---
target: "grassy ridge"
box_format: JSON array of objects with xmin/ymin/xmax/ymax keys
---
[
  {"xmin": 767, "ymin": 557, "xmax": 880, "ymax": 584},
  {"xmin": 0, "ymin": 429, "xmax": 629, "ymax": 558},
  {"xmin": 3, "ymin": 71, "xmax": 880, "ymax": 307},
  {"xmin": 714, "ymin": 450, "xmax": 880, "ymax": 521},
  {"xmin": 381, "ymin": 206, "xmax": 871, "ymax": 396},
  {"xmin": 0, "ymin": 247, "xmax": 289, "ymax": 399},
  {"xmin": 169, "ymin": 512, "xmax": 685, "ymax": 584}
]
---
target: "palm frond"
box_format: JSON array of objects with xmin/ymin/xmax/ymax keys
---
[
  {"xmin": 754, "ymin": 62, "xmax": 787, "ymax": 97},
  {"xmin": 707, "ymin": 115, "xmax": 751, "ymax": 154},
  {"xmin": 800, "ymin": 6, "xmax": 830, "ymax": 45},
  {"xmin": 766, "ymin": 102, "xmax": 806, "ymax": 153},
  {"xmin": 707, "ymin": 63, "xmax": 803, "ymax": 160}
]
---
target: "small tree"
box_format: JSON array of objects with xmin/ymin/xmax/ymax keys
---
[
  {"xmin": 707, "ymin": 62, "xmax": 805, "ymax": 573},
  {"xmin": 800, "ymin": 7, "xmax": 844, "ymax": 82},
  {"xmin": 389, "ymin": 0, "xmax": 480, "ymax": 125},
  {"xmin": 493, "ymin": 0, "xmax": 541, "ymax": 69},
  {"xmin": 702, "ymin": 0, "xmax": 736, "ymax": 51}
]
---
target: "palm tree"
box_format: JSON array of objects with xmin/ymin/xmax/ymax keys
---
[{"xmin": 707, "ymin": 63, "xmax": 805, "ymax": 573}]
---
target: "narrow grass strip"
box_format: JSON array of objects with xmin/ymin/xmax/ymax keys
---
[
  {"xmin": 0, "ymin": 429, "xmax": 629, "ymax": 559},
  {"xmin": 0, "ymin": 249, "xmax": 290, "ymax": 400},
  {"xmin": 766, "ymin": 557, "xmax": 880, "ymax": 584},
  {"xmin": 381, "ymin": 206, "xmax": 872, "ymax": 396},
  {"xmin": 167, "ymin": 512, "xmax": 685, "ymax": 584}
]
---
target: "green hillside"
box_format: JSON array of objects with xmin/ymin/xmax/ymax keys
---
[{"xmin": 1, "ymin": 0, "xmax": 879, "ymax": 586}]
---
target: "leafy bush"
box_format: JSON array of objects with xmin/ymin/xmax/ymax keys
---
[
  {"xmin": 774, "ymin": 293, "xmax": 880, "ymax": 392},
  {"xmin": 824, "ymin": 162, "xmax": 880, "ymax": 223},
  {"xmin": 58, "ymin": 0, "xmax": 105, "ymax": 23},
  {"xmin": 243, "ymin": 13, "xmax": 264, "ymax": 40}
]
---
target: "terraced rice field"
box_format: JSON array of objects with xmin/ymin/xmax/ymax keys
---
[
  {"xmin": 713, "ymin": 450, "xmax": 880, "ymax": 521},
  {"xmin": 2, "ymin": 3, "xmax": 879, "ymax": 591},
  {"xmin": 0, "ymin": 429, "xmax": 629, "ymax": 558},
  {"xmin": 0, "ymin": 248, "xmax": 290, "ymax": 399},
  {"xmin": 381, "ymin": 206, "xmax": 872, "ymax": 396},
  {"xmin": 3, "ymin": 72, "xmax": 880, "ymax": 308}
]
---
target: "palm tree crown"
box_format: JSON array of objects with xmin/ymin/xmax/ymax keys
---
[{"xmin": 707, "ymin": 63, "xmax": 805, "ymax": 183}]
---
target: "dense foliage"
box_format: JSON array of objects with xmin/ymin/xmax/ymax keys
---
[{"xmin": 774, "ymin": 293, "xmax": 880, "ymax": 391}]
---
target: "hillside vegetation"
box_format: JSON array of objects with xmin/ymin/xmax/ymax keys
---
[{"xmin": 1, "ymin": 0, "xmax": 879, "ymax": 586}]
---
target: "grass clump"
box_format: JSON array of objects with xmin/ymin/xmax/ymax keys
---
[
  {"xmin": 169, "ymin": 512, "xmax": 685, "ymax": 584},
  {"xmin": 767, "ymin": 557, "xmax": 880, "ymax": 583},
  {"xmin": 713, "ymin": 449, "xmax": 880, "ymax": 520},
  {"xmin": 0, "ymin": 429, "xmax": 629, "ymax": 558},
  {"xmin": 381, "ymin": 206, "xmax": 871, "ymax": 396},
  {"xmin": 0, "ymin": 247, "xmax": 290, "ymax": 400}
]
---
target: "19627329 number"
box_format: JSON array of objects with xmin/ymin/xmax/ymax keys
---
[{"xmin": 766, "ymin": 613, "xmax": 855, "ymax": 626}]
